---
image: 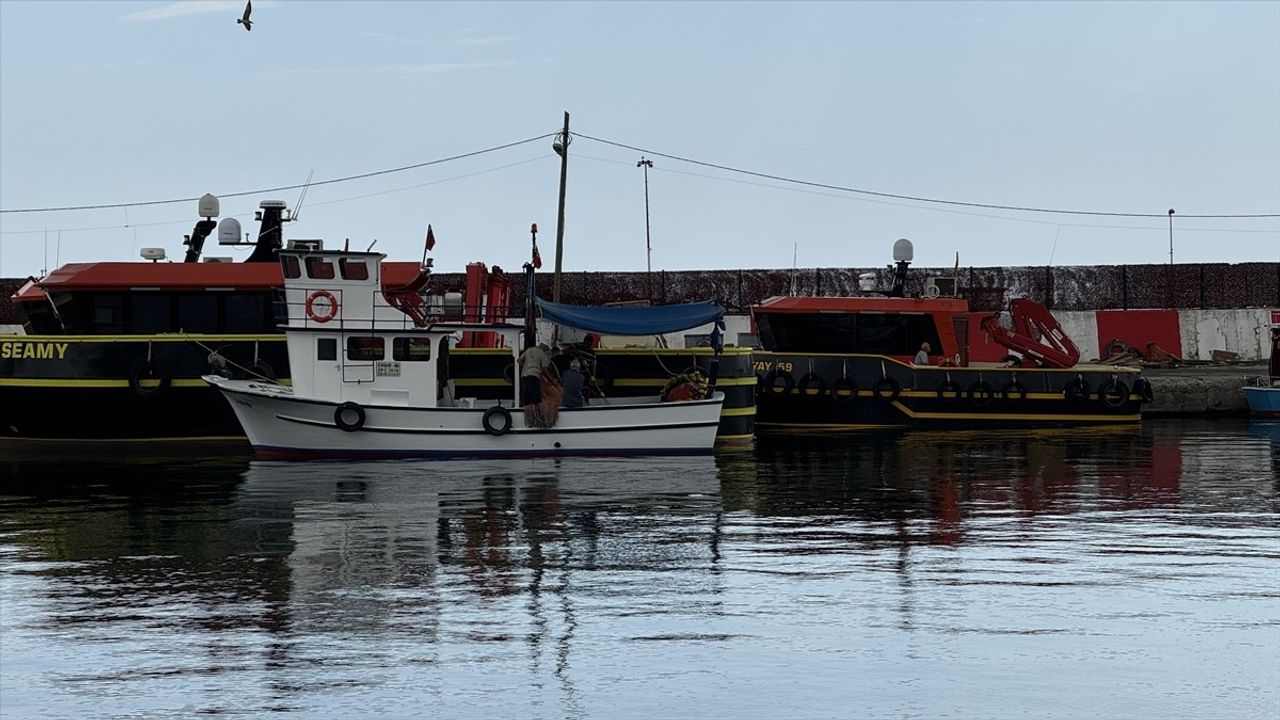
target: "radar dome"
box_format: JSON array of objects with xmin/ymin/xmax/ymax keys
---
[
  {"xmin": 198, "ymin": 193, "xmax": 220, "ymax": 219},
  {"xmin": 892, "ymin": 238, "xmax": 914, "ymax": 263},
  {"xmin": 217, "ymin": 217, "xmax": 243, "ymax": 245}
]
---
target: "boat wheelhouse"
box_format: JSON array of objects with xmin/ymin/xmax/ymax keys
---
[{"xmin": 203, "ymin": 246, "xmax": 727, "ymax": 459}]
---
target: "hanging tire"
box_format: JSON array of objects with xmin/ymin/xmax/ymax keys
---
[
  {"xmin": 334, "ymin": 402, "xmax": 365, "ymax": 432},
  {"xmin": 1001, "ymin": 380, "xmax": 1028, "ymax": 403},
  {"xmin": 482, "ymin": 406, "xmax": 512, "ymax": 436},
  {"xmin": 1000, "ymin": 354, "xmax": 1024, "ymax": 368},
  {"xmin": 936, "ymin": 379, "xmax": 963, "ymax": 402},
  {"xmin": 764, "ymin": 369, "xmax": 795, "ymax": 395},
  {"xmin": 830, "ymin": 376, "xmax": 857, "ymax": 402},
  {"xmin": 1063, "ymin": 377, "xmax": 1090, "ymax": 402},
  {"xmin": 968, "ymin": 381, "xmax": 995, "ymax": 408},
  {"xmin": 873, "ymin": 377, "xmax": 900, "ymax": 402},
  {"xmin": 246, "ymin": 360, "xmax": 276, "ymax": 381},
  {"xmin": 1098, "ymin": 380, "xmax": 1130, "ymax": 411},
  {"xmin": 797, "ymin": 372, "xmax": 827, "ymax": 398},
  {"xmin": 501, "ymin": 362, "xmax": 515, "ymax": 385},
  {"xmin": 128, "ymin": 359, "xmax": 171, "ymax": 398},
  {"xmin": 1134, "ymin": 376, "xmax": 1154, "ymax": 404}
]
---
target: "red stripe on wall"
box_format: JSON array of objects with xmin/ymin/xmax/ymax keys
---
[{"xmin": 1094, "ymin": 309, "xmax": 1181, "ymax": 358}]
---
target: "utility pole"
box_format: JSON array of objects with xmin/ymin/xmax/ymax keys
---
[
  {"xmin": 1168, "ymin": 208, "xmax": 1175, "ymax": 264},
  {"xmin": 637, "ymin": 156, "xmax": 654, "ymax": 302},
  {"xmin": 552, "ymin": 111, "xmax": 571, "ymax": 302}
]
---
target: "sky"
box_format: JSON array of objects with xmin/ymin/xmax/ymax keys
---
[{"xmin": 0, "ymin": 0, "xmax": 1277, "ymax": 279}]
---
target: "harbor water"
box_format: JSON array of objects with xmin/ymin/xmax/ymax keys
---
[{"xmin": 1, "ymin": 419, "xmax": 1277, "ymax": 719}]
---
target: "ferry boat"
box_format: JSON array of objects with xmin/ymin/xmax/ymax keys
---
[
  {"xmin": 751, "ymin": 240, "xmax": 1154, "ymax": 430},
  {"xmin": 203, "ymin": 245, "xmax": 727, "ymax": 459}
]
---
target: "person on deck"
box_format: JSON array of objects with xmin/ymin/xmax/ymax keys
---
[
  {"xmin": 561, "ymin": 359, "xmax": 587, "ymax": 408},
  {"xmin": 914, "ymin": 342, "xmax": 931, "ymax": 366},
  {"xmin": 518, "ymin": 342, "xmax": 550, "ymax": 414}
]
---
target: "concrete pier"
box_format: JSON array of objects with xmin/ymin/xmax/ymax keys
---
[{"xmin": 1142, "ymin": 364, "xmax": 1263, "ymax": 415}]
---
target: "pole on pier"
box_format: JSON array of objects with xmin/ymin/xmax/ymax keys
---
[
  {"xmin": 1168, "ymin": 208, "xmax": 1175, "ymax": 264},
  {"xmin": 638, "ymin": 156, "xmax": 654, "ymax": 303},
  {"xmin": 552, "ymin": 112, "xmax": 570, "ymax": 303}
]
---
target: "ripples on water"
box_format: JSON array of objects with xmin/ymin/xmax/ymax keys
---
[{"xmin": 1, "ymin": 420, "xmax": 1277, "ymax": 719}]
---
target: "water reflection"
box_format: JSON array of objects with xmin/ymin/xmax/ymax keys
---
[{"xmin": 1, "ymin": 422, "xmax": 1276, "ymax": 719}]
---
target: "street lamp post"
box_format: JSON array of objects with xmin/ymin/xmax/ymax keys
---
[
  {"xmin": 1168, "ymin": 208, "xmax": 1175, "ymax": 264},
  {"xmin": 637, "ymin": 156, "xmax": 654, "ymax": 302},
  {"xmin": 552, "ymin": 112, "xmax": 571, "ymax": 303}
]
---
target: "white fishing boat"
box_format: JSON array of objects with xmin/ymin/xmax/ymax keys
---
[{"xmin": 203, "ymin": 243, "xmax": 726, "ymax": 459}]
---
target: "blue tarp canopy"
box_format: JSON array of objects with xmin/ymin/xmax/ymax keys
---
[{"xmin": 536, "ymin": 299, "xmax": 724, "ymax": 336}]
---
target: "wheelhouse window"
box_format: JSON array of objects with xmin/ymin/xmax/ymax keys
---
[
  {"xmin": 392, "ymin": 337, "xmax": 432, "ymax": 361},
  {"xmin": 177, "ymin": 294, "xmax": 218, "ymax": 333},
  {"xmin": 339, "ymin": 259, "xmax": 369, "ymax": 281},
  {"xmin": 755, "ymin": 312, "xmax": 939, "ymax": 355},
  {"xmin": 224, "ymin": 294, "xmax": 267, "ymax": 333},
  {"xmin": 317, "ymin": 337, "xmax": 337, "ymax": 361},
  {"xmin": 281, "ymin": 255, "xmax": 301, "ymax": 279},
  {"xmin": 305, "ymin": 257, "xmax": 335, "ymax": 280},
  {"xmin": 347, "ymin": 336, "xmax": 384, "ymax": 361},
  {"xmin": 130, "ymin": 294, "xmax": 171, "ymax": 333},
  {"xmin": 90, "ymin": 294, "xmax": 125, "ymax": 333}
]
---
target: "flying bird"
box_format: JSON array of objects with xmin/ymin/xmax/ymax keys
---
[{"xmin": 237, "ymin": 0, "xmax": 252, "ymax": 31}]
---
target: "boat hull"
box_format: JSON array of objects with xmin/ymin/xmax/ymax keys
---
[
  {"xmin": 205, "ymin": 377, "xmax": 725, "ymax": 459},
  {"xmin": 1243, "ymin": 386, "xmax": 1280, "ymax": 418},
  {"xmin": 752, "ymin": 352, "xmax": 1146, "ymax": 430}
]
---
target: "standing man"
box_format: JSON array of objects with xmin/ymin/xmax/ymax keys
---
[
  {"xmin": 518, "ymin": 341, "xmax": 551, "ymax": 415},
  {"xmin": 914, "ymin": 342, "xmax": 931, "ymax": 366}
]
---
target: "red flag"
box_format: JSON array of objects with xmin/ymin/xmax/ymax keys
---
[
  {"xmin": 532, "ymin": 240, "xmax": 542, "ymax": 269},
  {"xmin": 425, "ymin": 225, "xmax": 436, "ymax": 252}
]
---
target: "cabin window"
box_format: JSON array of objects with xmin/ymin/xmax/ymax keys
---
[
  {"xmin": 392, "ymin": 337, "xmax": 433, "ymax": 361},
  {"xmin": 281, "ymin": 256, "xmax": 301, "ymax": 279},
  {"xmin": 317, "ymin": 337, "xmax": 337, "ymax": 361},
  {"xmin": 90, "ymin": 294, "xmax": 125, "ymax": 332},
  {"xmin": 347, "ymin": 336, "xmax": 384, "ymax": 361},
  {"xmin": 305, "ymin": 257, "xmax": 335, "ymax": 280},
  {"xmin": 339, "ymin": 259, "xmax": 369, "ymax": 281},
  {"xmin": 856, "ymin": 314, "xmax": 907, "ymax": 355},
  {"xmin": 130, "ymin": 294, "xmax": 171, "ymax": 333},
  {"xmin": 178, "ymin": 295, "xmax": 218, "ymax": 333},
  {"xmin": 224, "ymin": 294, "xmax": 267, "ymax": 333},
  {"xmin": 905, "ymin": 315, "xmax": 944, "ymax": 357}
]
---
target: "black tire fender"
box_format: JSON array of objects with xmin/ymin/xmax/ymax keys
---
[
  {"xmin": 967, "ymin": 381, "xmax": 995, "ymax": 408},
  {"xmin": 1001, "ymin": 380, "xmax": 1028, "ymax": 403},
  {"xmin": 764, "ymin": 369, "xmax": 795, "ymax": 395},
  {"xmin": 1063, "ymin": 376, "xmax": 1091, "ymax": 402},
  {"xmin": 334, "ymin": 402, "xmax": 366, "ymax": 432},
  {"xmin": 246, "ymin": 360, "xmax": 276, "ymax": 381},
  {"xmin": 873, "ymin": 377, "xmax": 901, "ymax": 402},
  {"xmin": 1098, "ymin": 379, "xmax": 1130, "ymax": 411},
  {"xmin": 128, "ymin": 358, "xmax": 171, "ymax": 398},
  {"xmin": 482, "ymin": 405, "xmax": 513, "ymax": 436},
  {"xmin": 501, "ymin": 362, "xmax": 515, "ymax": 385},
  {"xmin": 1134, "ymin": 376, "xmax": 1155, "ymax": 404},
  {"xmin": 797, "ymin": 372, "xmax": 827, "ymax": 397},
  {"xmin": 936, "ymin": 379, "xmax": 963, "ymax": 402},
  {"xmin": 830, "ymin": 376, "xmax": 857, "ymax": 402}
]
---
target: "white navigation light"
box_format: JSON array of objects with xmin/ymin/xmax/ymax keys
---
[
  {"xmin": 217, "ymin": 217, "xmax": 244, "ymax": 245},
  {"xmin": 892, "ymin": 238, "xmax": 914, "ymax": 263},
  {"xmin": 198, "ymin": 193, "xmax": 220, "ymax": 219},
  {"xmin": 140, "ymin": 247, "xmax": 167, "ymax": 262}
]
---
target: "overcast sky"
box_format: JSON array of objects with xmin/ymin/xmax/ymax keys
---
[{"xmin": 1, "ymin": 1, "xmax": 1277, "ymax": 279}]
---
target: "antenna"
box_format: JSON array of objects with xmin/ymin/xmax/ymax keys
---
[
  {"xmin": 366, "ymin": 239, "xmax": 377, "ymax": 251},
  {"xmin": 789, "ymin": 241, "xmax": 798, "ymax": 297},
  {"xmin": 292, "ymin": 169, "xmax": 315, "ymax": 221}
]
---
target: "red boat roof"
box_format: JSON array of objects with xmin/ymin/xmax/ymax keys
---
[
  {"xmin": 753, "ymin": 295, "xmax": 970, "ymax": 314},
  {"xmin": 13, "ymin": 260, "xmax": 428, "ymax": 301}
]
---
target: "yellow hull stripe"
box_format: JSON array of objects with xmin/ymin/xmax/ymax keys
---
[
  {"xmin": 715, "ymin": 433, "xmax": 756, "ymax": 442},
  {"xmin": 754, "ymin": 352, "xmax": 1141, "ymax": 374},
  {"xmin": 756, "ymin": 422, "xmax": 896, "ymax": 430},
  {"xmin": 719, "ymin": 406, "xmax": 756, "ymax": 417},
  {"xmin": 889, "ymin": 400, "xmax": 1138, "ymax": 422}
]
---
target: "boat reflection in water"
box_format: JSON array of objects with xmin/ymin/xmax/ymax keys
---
[{"xmin": 1, "ymin": 421, "xmax": 1276, "ymax": 719}]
